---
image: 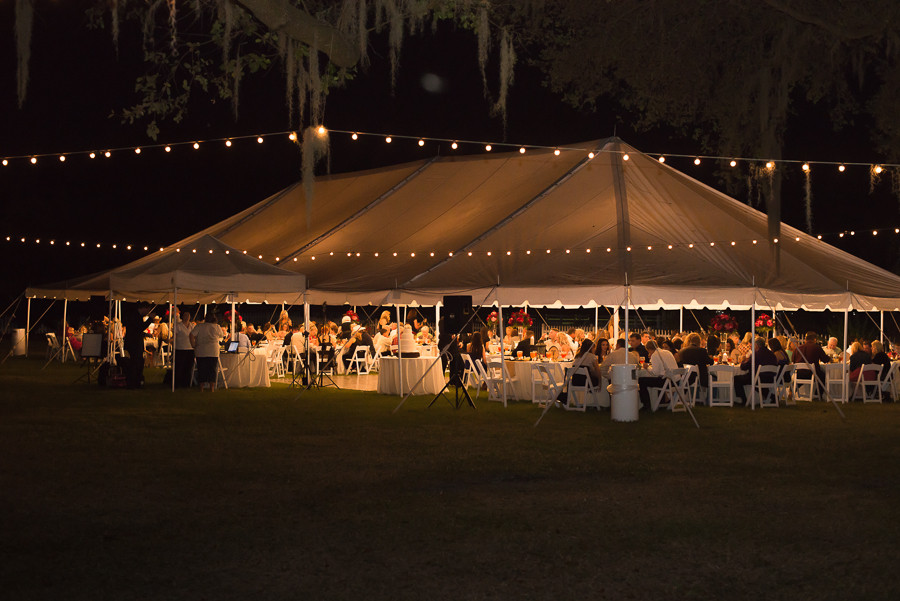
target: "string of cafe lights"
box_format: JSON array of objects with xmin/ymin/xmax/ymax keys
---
[
  {"xmin": 7, "ymin": 227, "xmax": 900, "ymax": 263},
  {"xmin": 1, "ymin": 126, "xmax": 898, "ymax": 175}
]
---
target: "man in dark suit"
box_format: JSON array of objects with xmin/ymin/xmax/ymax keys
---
[
  {"xmin": 733, "ymin": 337, "xmax": 778, "ymax": 405},
  {"xmin": 514, "ymin": 329, "xmax": 534, "ymax": 357}
]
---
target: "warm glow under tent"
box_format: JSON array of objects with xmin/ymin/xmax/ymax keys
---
[
  {"xmin": 143, "ymin": 138, "xmax": 900, "ymax": 312},
  {"xmin": 27, "ymin": 235, "xmax": 306, "ymax": 305}
]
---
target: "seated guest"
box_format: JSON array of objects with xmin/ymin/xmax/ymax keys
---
[
  {"xmin": 870, "ymin": 340, "xmax": 891, "ymax": 382},
  {"xmin": 793, "ymin": 331, "xmax": 830, "ymax": 393},
  {"xmin": 596, "ymin": 338, "xmax": 611, "ymax": 359},
  {"xmin": 467, "ymin": 331, "xmax": 486, "ymax": 364},
  {"xmin": 706, "ymin": 335, "xmax": 721, "ymax": 360},
  {"xmin": 723, "ymin": 338, "xmax": 736, "ymax": 362},
  {"xmin": 262, "ymin": 322, "xmax": 277, "ymax": 341},
  {"xmin": 343, "ymin": 325, "xmax": 376, "ymax": 369},
  {"xmin": 236, "ymin": 324, "xmax": 251, "ymax": 349},
  {"xmin": 514, "ymin": 329, "xmax": 534, "ymax": 357},
  {"xmin": 339, "ymin": 316, "xmax": 353, "ymax": 341},
  {"xmin": 629, "ymin": 332, "xmax": 649, "ymax": 361},
  {"xmin": 416, "ymin": 325, "xmax": 433, "ymax": 344},
  {"xmin": 571, "ymin": 339, "xmax": 602, "ymax": 387},
  {"xmin": 600, "ymin": 338, "xmax": 640, "ymax": 380},
  {"xmin": 845, "ymin": 341, "xmax": 871, "ymax": 383},
  {"xmin": 502, "ymin": 325, "xmax": 517, "ymax": 348},
  {"xmin": 638, "ymin": 339, "xmax": 679, "ymax": 410},
  {"xmin": 66, "ymin": 326, "xmax": 83, "ymax": 353},
  {"xmin": 373, "ymin": 327, "xmax": 392, "ymax": 355},
  {"xmin": 677, "ymin": 332, "xmax": 713, "ymax": 385},
  {"xmin": 377, "ymin": 310, "xmax": 392, "ymax": 330},
  {"xmin": 823, "ymin": 336, "xmax": 841, "ymax": 361},
  {"xmin": 734, "ymin": 337, "xmax": 778, "ymax": 405},
  {"xmin": 768, "ymin": 337, "xmax": 790, "ymax": 366}
]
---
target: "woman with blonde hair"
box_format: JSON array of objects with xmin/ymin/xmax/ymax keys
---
[
  {"xmin": 378, "ymin": 310, "xmax": 392, "ymax": 329},
  {"xmin": 277, "ymin": 309, "xmax": 292, "ymax": 333}
]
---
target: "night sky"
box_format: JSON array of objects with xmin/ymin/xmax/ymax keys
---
[{"xmin": 2, "ymin": 3, "xmax": 899, "ymax": 308}]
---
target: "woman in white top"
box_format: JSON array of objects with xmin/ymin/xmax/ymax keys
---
[
  {"xmin": 190, "ymin": 314, "xmax": 224, "ymax": 391},
  {"xmin": 173, "ymin": 310, "xmax": 195, "ymax": 388}
]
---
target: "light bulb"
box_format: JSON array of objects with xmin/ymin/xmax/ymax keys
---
[
  {"xmin": 289, "ymin": 132, "xmax": 297, "ymax": 141},
  {"xmin": 59, "ymin": 155, "xmax": 65, "ymax": 162},
  {"xmin": 30, "ymin": 157, "xmax": 36, "ymax": 164},
  {"xmin": 317, "ymin": 126, "xmax": 326, "ymax": 135},
  {"xmin": 586, "ymin": 248, "xmax": 591, "ymax": 253},
  {"xmin": 3, "ymin": 159, "xmax": 9, "ymax": 165},
  {"xmin": 451, "ymin": 141, "xmax": 458, "ymax": 150},
  {"xmin": 802, "ymin": 163, "xmax": 810, "ymax": 172},
  {"xmin": 519, "ymin": 147, "xmax": 526, "ymax": 154},
  {"xmin": 626, "ymin": 246, "xmax": 632, "ymax": 252},
  {"xmin": 688, "ymin": 243, "xmax": 694, "ymax": 248},
  {"xmin": 623, "ymin": 154, "xmax": 630, "ymax": 161},
  {"xmin": 554, "ymin": 149, "xmax": 561, "ymax": 156},
  {"xmin": 566, "ymin": 249, "xmax": 571, "ymax": 254},
  {"xmin": 257, "ymin": 136, "xmax": 264, "ymax": 144},
  {"xmin": 351, "ymin": 133, "xmax": 358, "ymax": 140},
  {"xmin": 838, "ymin": 164, "xmax": 845, "ymax": 172},
  {"xmin": 646, "ymin": 246, "xmax": 651, "ymax": 251},
  {"xmin": 694, "ymin": 158, "xmax": 701, "ymax": 165},
  {"xmin": 485, "ymin": 145, "xmax": 492, "ymax": 151},
  {"xmin": 731, "ymin": 241, "xmax": 736, "ymax": 246},
  {"xmin": 658, "ymin": 156, "xmax": 666, "ymax": 163},
  {"xmin": 386, "ymin": 136, "xmax": 392, "ymax": 144},
  {"xmin": 225, "ymin": 140, "xmax": 232, "ymax": 147},
  {"xmin": 588, "ymin": 152, "xmax": 595, "ymax": 159},
  {"xmin": 486, "ymin": 251, "xmax": 491, "ymax": 256},
  {"xmin": 875, "ymin": 165, "xmax": 884, "ymax": 174},
  {"xmin": 752, "ymin": 240, "xmax": 757, "ymax": 244},
  {"xmin": 765, "ymin": 161, "xmax": 774, "ymax": 170},
  {"xmin": 730, "ymin": 160, "xmax": 737, "ymax": 167},
  {"xmin": 193, "ymin": 142, "xmax": 200, "ymax": 150},
  {"xmin": 134, "ymin": 148, "xmax": 141, "ymax": 154},
  {"xmin": 873, "ymin": 230, "xmax": 878, "ymax": 236},
  {"xmin": 710, "ymin": 242, "xmax": 715, "ymax": 246},
  {"xmin": 418, "ymin": 139, "xmax": 425, "ymax": 147},
  {"xmin": 105, "ymin": 151, "xmax": 111, "ymax": 157},
  {"xmin": 817, "ymin": 235, "xmax": 822, "ymax": 240},
  {"xmin": 164, "ymin": 146, "xmax": 171, "ymax": 153},
  {"xmin": 667, "ymin": 245, "xmax": 673, "ymax": 250}
]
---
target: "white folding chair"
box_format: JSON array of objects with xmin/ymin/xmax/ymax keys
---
[
  {"xmin": 880, "ymin": 361, "xmax": 900, "ymax": 401},
  {"xmin": 649, "ymin": 367, "xmax": 686, "ymax": 412},
  {"xmin": 532, "ymin": 362, "xmax": 563, "ymax": 406},
  {"xmin": 823, "ymin": 363, "xmax": 846, "ymax": 403},
  {"xmin": 368, "ymin": 349, "xmax": 383, "ymax": 373},
  {"xmin": 745, "ymin": 365, "xmax": 780, "ymax": 409},
  {"xmin": 707, "ymin": 364, "xmax": 735, "ymax": 407},
  {"xmin": 676, "ymin": 365, "xmax": 699, "ymax": 407},
  {"xmin": 348, "ymin": 347, "xmax": 370, "ymax": 375},
  {"xmin": 565, "ymin": 366, "xmax": 600, "ymax": 411},
  {"xmin": 45, "ymin": 333, "xmax": 63, "ymax": 362},
  {"xmin": 484, "ymin": 358, "xmax": 518, "ymax": 406},
  {"xmin": 791, "ymin": 363, "xmax": 817, "ymax": 402},
  {"xmin": 776, "ymin": 364, "xmax": 795, "ymax": 405},
  {"xmin": 852, "ymin": 363, "xmax": 883, "ymax": 403},
  {"xmin": 268, "ymin": 345, "xmax": 286, "ymax": 378},
  {"xmin": 472, "ymin": 358, "xmax": 489, "ymax": 402}
]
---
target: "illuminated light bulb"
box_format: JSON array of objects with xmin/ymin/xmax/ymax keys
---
[
  {"xmin": 647, "ymin": 246, "xmax": 652, "ymax": 251},
  {"xmin": 623, "ymin": 154, "xmax": 630, "ymax": 161},
  {"xmin": 176, "ymin": 248, "xmax": 181, "ymax": 252},
  {"xmin": 311, "ymin": 256, "xmax": 315, "ymax": 260},
  {"xmin": 224, "ymin": 250, "xmax": 229, "ymax": 254},
  {"xmin": 520, "ymin": 147, "xmax": 526, "ymax": 154},
  {"xmin": 20, "ymin": 237, "xmax": 25, "ymax": 242},
  {"xmin": 357, "ymin": 252, "xmax": 361, "ymax": 257},
  {"xmin": 257, "ymin": 136, "xmax": 264, "ymax": 144},
  {"xmin": 35, "ymin": 239, "xmax": 40, "ymax": 243},
  {"xmin": 293, "ymin": 257, "xmax": 297, "ymax": 261},
  {"xmin": 134, "ymin": 148, "xmax": 141, "ymax": 154},
  {"xmin": 30, "ymin": 157, "xmax": 37, "ymax": 164},
  {"xmin": 374, "ymin": 252, "xmax": 379, "ymax": 257},
  {"xmin": 258, "ymin": 255, "xmax": 262, "ymax": 259},
  {"xmin": 526, "ymin": 250, "xmax": 532, "ymax": 255},
  {"xmin": 838, "ymin": 164, "xmax": 845, "ymax": 172},
  {"xmin": 81, "ymin": 242, "xmax": 85, "ymax": 247},
  {"xmin": 895, "ymin": 228, "xmax": 900, "ymax": 233},
  {"xmin": 839, "ymin": 233, "xmax": 845, "ymax": 238},
  {"xmin": 2, "ymin": 159, "xmax": 7, "ymax": 165},
  {"xmin": 351, "ymin": 133, "xmax": 358, "ymax": 140},
  {"xmin": 66, "ymin": 241, "xmax": 70, "ymax": 246},
  {"xmin": 164, "ymin": 146, "xmax": 171, "ymax": 153},
  {"xmin": 289, "ymin": 132, "xmax": 297, "ymax": 141},
  {"xmin": 765, "ymin": 161, "xmax": 775, "ymax": 170},
  {"xmin": 817, "ymin": 235, "xmax": 822, "ymax": 240},
  {"xmin": 143, "ymin": 246, "xmax": 148, "ymax": 251},
  {"xmin": 773, "ymin": 238, "xmax": 779, "ymax": 243},
  {"xmin": 626, "ymin": 246, "xmax": 632, "ymax": 252},
  {"xmin": 875, "ymin": 165, "xmax": 884, "ymax": 174},
  {"xmin": 451, "ymin": 141, "xmax": 458, "ymax": 150},
  {"xmin": 225, "ymin": 140, "xmax": 232, "ymax": 147},
  {"xmin": 430, "ymin": 252, "xmax": 435, "ymax": 257},
  {"xmin": 4, "ymin": 236, "xmax": 9, "ymax": 241},
  {"xmin": 418, "ymin": 139, "xmax": 425, "ymax": 147},
  {"xmin": 586, "ymin": 248, "xmax": 591, "ymax": 253},
  {"xmin": 752, "ymin": 239, "xmax": 758, "ymax": 244},
  {"xmin": 275, "ymin": 256, "xmax": 280, "ymax": 261},
  {"xmin": 329, "ymin": 252, "xmax": 334, "ymax": 256},
  {"xmin": 104, "ymin": 151, "xmax": 111, "ymax": 157},
  {"xmin": 317, "ymin": 126, "xmax": 326, "ymax": 135},
  {"xmin": 385, "ymin": 136, "xmax": 392, "ymax": 144},
  {"xmin": 688, "ymin": 243, "xmax": 694, "ymax": 249},
  {"xmin": 159, "ymin": 247, "xmax": 164, "ymax": 251},
  {"xmin": 694, "ymin": 157, "xmax": 701, "ymax": 165},
  {"xmin": 667, "ymin": 244, "xmax": 673, "ymax": 250},
  {"xmin": 467, "ymin": 251, "xmax": 473, "ymax": 256},
  {"xmin": 607, "ymin": 248, "xmax": 611, "ymax": 252},
  {"xmin": 486, "ymin": 251, "xmax": 491, "ymax": 256},
  {"xmin": 588, "ymin": 152, "xmax": 595, "ymax": 159},
  {"xmin": 851, "ymin": 231, "xmax": 856, "ymax": 235},
  {"xmin": 485, "ymin": 145, "xmax": 492, "ymax": 151},
  {"xmin": 192, "ymin": 249, "xmax": 197, "ymax": 253},
  {"xmin": 546, "ymin": 249, "xmax": 551, "ymax": 254},
  {"xmin": 795, "ymin": 236, "xmax": 800, "ymax": 241},
  {"xmin": 97, "ymin": 243, "xmax": 101, "ymax": 248},
  {"xmin": 59, "ymin": 155, "xmax": 65, "ymax": 162},
  {"xmin": 193, "ymin": 142, "xmax": 200, "ymax": 149},
  {"xmin": 243, "ymin": 250, "xmax": 248, "ymax": 254},
  {"xmin": 566, "ymin": 249, "xmax": 571, "ymax": 254},
  {"xmin": 873, "ymin": 230, "xmax": 878, "ymax": 236},
  {"xmin": 730, "ymin": 241, "xmax": 736, "ymax": 246},
  {"xmin": 449, "ymin": 252, "xmax": 453, "ymax": 256},
  {"xmin": 554, "ymin": 149, "xmax": 561, "ymax": 156},
  {"xmin": 50, "ymin": 240, "xmax": 55, "ymax": 245},
  {"xmin": 658, "ymin": 156, "xmax": 666, "ymax": 163},
  {"xmin": 393, "ymin": 252, "xmax": 398, "ymax": 257},
  {"xmin": 347, "ymin": 252, "xmax": 352, "ymax": 257},
  {"xmin": 730, "ymin": 160, "xmax": 737, "ymax": 167},
  {"xmin": 126, "ymin": 245, "xmax": 132, "ymax": 250},
  {"xmin": 710, "ymin": 242, "xmax": 715, "ymax": 246},
  {"xmin": 802, "ymin": 163, "xmax": 810, "ymax": 172}
]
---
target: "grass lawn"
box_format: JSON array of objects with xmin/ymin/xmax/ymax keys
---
[{"xmin": 2, "ymin": 358, "xmax": 900, "ymax": 600}]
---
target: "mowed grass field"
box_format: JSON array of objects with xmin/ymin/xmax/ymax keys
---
[{"xmin": 2, "ymin": 358, "xmax": 900, "ymax": 600}]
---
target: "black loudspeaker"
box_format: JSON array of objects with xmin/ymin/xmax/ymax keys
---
[{"xmin": 443, "ymin": 295, "xmax": 473, "ymax": 333}]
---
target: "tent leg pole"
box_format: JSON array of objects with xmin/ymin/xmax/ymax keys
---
[
  {"xmin": 679, "ymin": 306, "xmax": 683, "ymax": 333},
  {"xmin": 498, "ymin": 291, "xmax": 506, "ymax": 408},
  {"xmin": 881, "ymin": 311, "xmax": 885, "ymax": 346},
  {"xmin": 843, "ymin": 305, "xmax": 849, "ymax": 403},
  {"xmin": 750, "ymin": 300, "xmax": 756, "ymax": 410},
  {"xmin": 396, "ymin": 303, "xmax": 403, "ymax": 396},
  {"xmin": 594, "ymin": 306, "xmax": 598, "ymax": 336},
  {"xmin": 61, "ymin": 299, "xmax": 68, "ymax": 363},
  {"xmin": 435, "ymin": 302, "xmax": 441, "ymax": 342},
  {"xmin": 25, "ymin": 297, "xmax": 31, "ymax": 358},
  {"xmin": 171, "ymin": 289, "xmax": 177, "ymax": 393}
]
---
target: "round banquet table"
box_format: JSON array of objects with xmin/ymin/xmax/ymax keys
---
[
  {"xmin": 502, "ymin": 359, "xmax": 571, "ymax": 401},
  {"xmin": 219, "ymin": 349, "xmax": 271, "ymax": 388},
  {"xmin": 377, "ymin": 356, "xmax": 445, "ymax": 395}
]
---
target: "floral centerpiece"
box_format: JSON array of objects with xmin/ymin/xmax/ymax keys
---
[
  {"xmin": 755, "ymin": 313, "xmax": 775, "ymax": 335},
  {"xmin": 486, "ymin": 310, "xmax": 500, "ymax": 331},
  {"xmin": 710, "ymin": 313, "xmax": 739, "ymax": 333},
  {"xmin": 508, "ymin": 309, "xmax": 533, "ymax": 328},
  {"xmin": 224, "ymin": 310, "xmax": 242, "ymax": 323},
  {"xmin": 344, "ymin": 309, "xmax": 359, "ymax": 323}
]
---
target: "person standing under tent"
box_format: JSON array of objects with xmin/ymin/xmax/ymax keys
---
[
  {"xmin": 173, "ymin": 310, "xmax": 195, "ymax": 388},
  {"xmin": 122, "ymin": 302, "xmax": 150, "ymax": 389},
  {"xmin": 190, "ymin": 313, "xmax": 224, "ymax": 392}
]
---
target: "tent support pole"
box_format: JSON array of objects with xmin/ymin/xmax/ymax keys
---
[
  {"xmin": 396, "ymin": 302, "xmax": 403, "ymax": 396},
  {"xmin": 624, "ymin": 286, "xmax": 630, "ymax": 348},
  {"xmin": 171, "ymin": 289, "xmax": 177, "ymax": 393},
  {"xmin": 881, "ymin": 311, "xmax": 885, "ymax": 346},
  {"xmin": 435, "ymin": 302, "xmax": 441, "ymax": 341},
  {"xmin": 679, "ymin": 306, "xmax": 683, "ymax": 333},
  {"xmin": 25, "ymin": 297, "xmax": 31, "ymax": 358},
  {"xmin": 594, "ymin": 306, "xmax": 598, "ymax": 335},
  {"xmin": 750, "ymin": 296, "xmax": 757, "ymax": 410},
  {"xmin": 61, "ymin": 299, "xmax": 68, "ymax": 363},
  {"xmin": 843, "ymin": 303, "xmax": 850, "ymax": 403},
  {"xmin": 498, "ymin": 288, "xmax": 507, "ymax": 408},
  {"xmin": 230, "ymin": 297, "xmax": 237, "ymax": 342}
]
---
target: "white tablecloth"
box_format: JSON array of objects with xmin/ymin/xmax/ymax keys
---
[
  {"xmin": 377, "ymin": 357, "xmax": 445, "ymax": 395},
  {"xmin": 504, "ymin": 360, "xmax": 571, "ymax": 401},
  {"xmin": 220, "ymin": 349, "xmax": 270, "ymax": 388}
]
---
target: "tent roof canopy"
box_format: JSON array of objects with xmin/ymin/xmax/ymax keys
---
[
  {"xmin": 30, "ymin": 139, "xmax": 900, "ymax": 311},
  {"xmin": 28, "ymin": 235, "xmax": 306, "ymax": 304}
]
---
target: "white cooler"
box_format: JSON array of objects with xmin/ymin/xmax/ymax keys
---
[
  {"xmin": 12, "ymin": 328, "xmax": 27, "ymax": 356},
  {"xmin": 607, "ymin": 364, "xmax": 639, "ymax": 422}
]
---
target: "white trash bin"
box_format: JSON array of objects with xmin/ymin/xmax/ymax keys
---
[
  {"xmin": 607, "ymin": 363, "xmax": 639, "ymax": 422},
  {"xmin": 12, "ymin": 328, "xmax": 27, "ymax": 356}
]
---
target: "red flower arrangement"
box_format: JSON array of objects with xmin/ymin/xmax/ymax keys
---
[
  {"xmin": 486, "ymin": 310, "xmax": 499, "ymax": 328},
  {"xmin": 224, "ymin": 310, "xmax": 243, "ymax": 323},
  {"xmin": 344, "ymin": 310, "xmax": 359, "ymax": 323},
  {"xmin": 710, "ymin": 313, "xmax": 739, "ymax": 333},
  {"xmin": 508, "ymin": 308, "xmax": 533, "ymax": 327},
  {"xmin": 755, "ymin": 313, "xmax": 775, "ymax": 334}
]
